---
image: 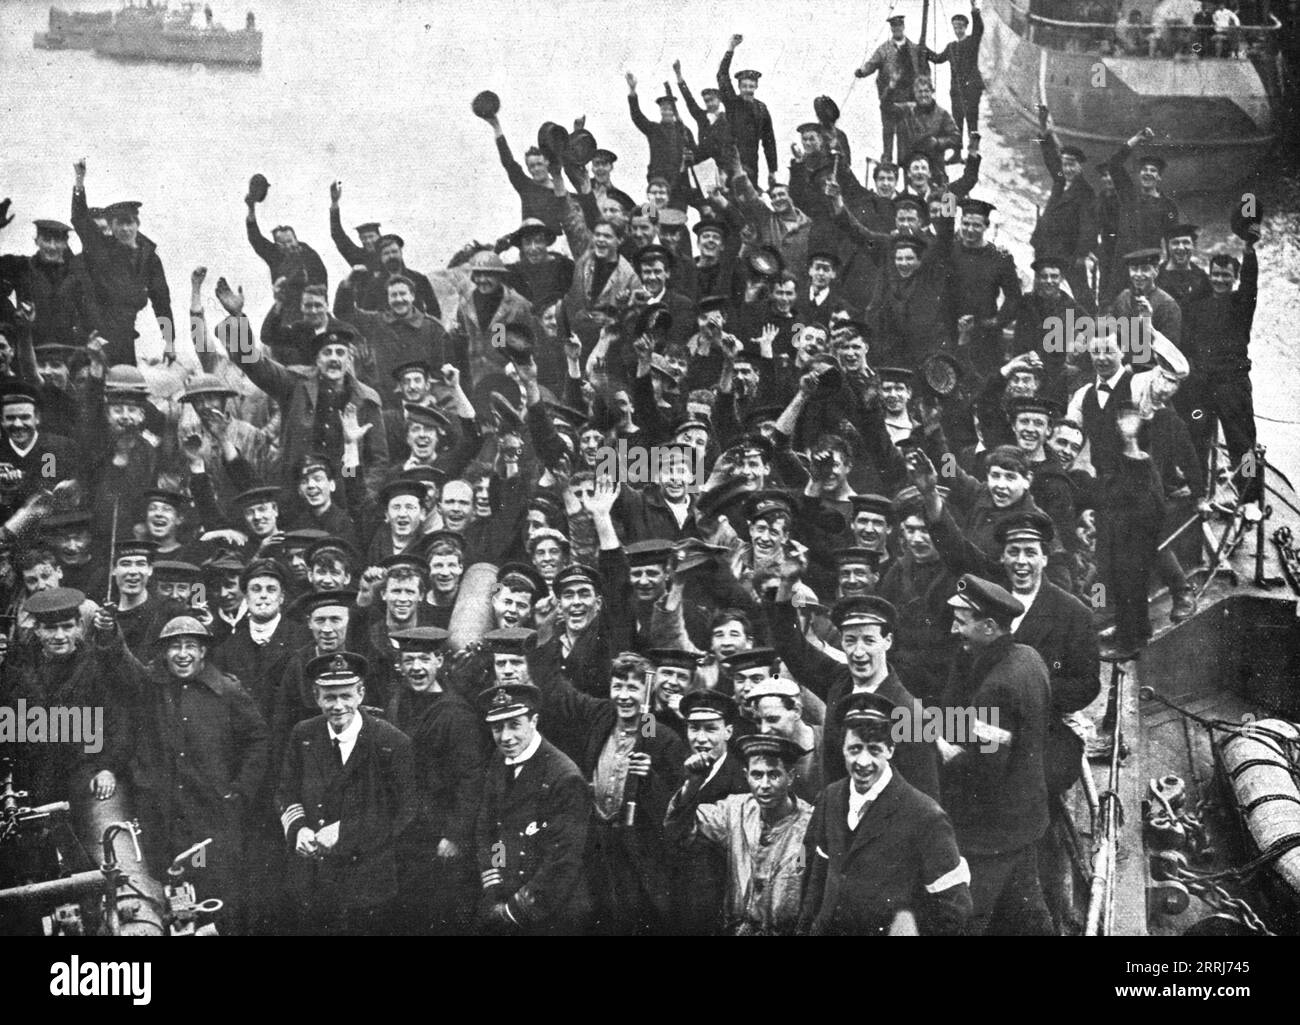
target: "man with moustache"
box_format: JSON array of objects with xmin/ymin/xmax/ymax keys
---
[
  {"xmin": 131, "ymin": 616, "xmax": 270, "ymax": 933},
  {"xmin": 665, "ymin": 732, "xmax": 813, "ymax": 935},
  {"xmin": 799, "ymin": 692, "xmax": 971, "ymax": 936},
  {"xmin": 472, "ymin": 638, "xmax": 592, "ymax": 935},
  {"xmin": 222, "ymin": 295, "xmax": 390, "ymax": 496},
  {"xmin": 386, "ymin": 626, "xmax": 485, "ymax": 934},
  {"xmin": 277, "ymin": 651, "xmax": 416, "ymax": 936}
]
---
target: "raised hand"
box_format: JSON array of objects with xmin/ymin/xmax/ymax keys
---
[
  {"xmin": 565, "ymin": 333, "xmax": 583, "ymax": 364},
  {"xmin": 0, "ymin": 198, "xmax": 12, "ymax": 230},
  {"xmin": 625, "ymin": 71, "xmax": 638, "ymax": 91},
  {"xmin": 192, "ymin": 266, "xmax": 207, "ymax": 289},
  {"xmin": 360, "ymin": 565, "xmax": 387, "ymax": 594},
  {"xmin": 904, "ymin": 448, "xmax": 939, "ymax": 493},
  {"xmin": 339, "ymin": 402, "xmax": 373, "ymax": 445},
  {"xmin": 729, "ymin": 33, "xmax": 743, "ymax": 49},
  {"xmin": 215, "ymin": 277, "xmax": 245, "ymax": 316},
  {"xmin": 756, "ymin": 323, "xmax": 778, "ymax": 360},
  {"xmin": 672, "ymin": 59, "xmax": 682, "ymax": 76},
  {"xmin": 74, "ymin": 157, "xmax": 87, "ymax": 184},
  {"xmin": 330, "ymin": 180, "xmax": 342, "ymax": 204},
  {"xmin": 441, "ymin": 363, "xmax": 461, "ymax": 392},
  {"xmin": 584, "ymin": 475, "xmax": 619, "ymax": 517}
]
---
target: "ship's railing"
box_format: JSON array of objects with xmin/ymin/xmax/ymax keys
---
[{"xmin": 1004, "ymin": 0, "xmax": 1280, "ymax": 60}]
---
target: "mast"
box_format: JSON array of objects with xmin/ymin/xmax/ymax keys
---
[{"xmin": 915, "ymin": 0, "xmax": 931, "ymax": 77}]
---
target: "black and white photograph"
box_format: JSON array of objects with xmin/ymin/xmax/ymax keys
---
[{"xmin": 1, "ymin": 0, "xmax": 1298, "ymax": 986}]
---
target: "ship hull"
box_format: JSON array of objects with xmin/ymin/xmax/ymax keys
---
[
  {"xmin": 34, "ymin": 6, "xmax": 114, "ymax": 50},
  {"xmin": 93, "ymin": 29, "xmax": 262, "ymax": 68},
  {"xmin": 980, "ymin": 0, "xmax": 1280, "ymax": 192}
]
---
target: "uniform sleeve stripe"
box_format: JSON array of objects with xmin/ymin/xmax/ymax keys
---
[
  {"xmin": 280, "ymin": 805, "xmax": 305, "ymax": 834},
  {"xmin": 925, "ymin": 857, "xmax": 971, "ymax": 893}
]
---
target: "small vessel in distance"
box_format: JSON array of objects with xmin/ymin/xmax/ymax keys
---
[
  {"xmin": 33, "ymin": 6, "xmax": 120, "ymax": 50},
  {"xmin": 34, "ymin": 3, "xmax": 262, "ymax": 68}
]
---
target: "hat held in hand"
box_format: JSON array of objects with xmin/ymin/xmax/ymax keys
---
[{"xmin": 246, "ymin": 173, "xmax": 270, "ymax": 204}]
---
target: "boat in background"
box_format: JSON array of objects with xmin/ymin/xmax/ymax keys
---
[
  {"xmin": 979, "ymin": 0, "xmax": 1286, "ymax": 191},
  {"xmin": 33, "ymin": 3, "xmax": 262, "ymax": 68},
  {"xmin": 33, "ymin": 7, "xmax": 119, "ymax": 50}
]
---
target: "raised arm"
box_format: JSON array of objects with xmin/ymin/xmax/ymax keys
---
[
  {"xmin": 626, "ymin": 73, "xmax": 653, "ymax": 136},
  {"xmin": 328, "ymin": 181, "xmax": 371, "ymax": 267},
  {"xmin": 245, "ymin": 202, "xmax": 277, "ymax": 265}
]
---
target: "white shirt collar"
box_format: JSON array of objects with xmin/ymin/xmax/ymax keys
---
[
  {"xmin": 1011, "ymin": 582, "xmax": 1041, "ymax": 634},
  {"xmin": 848, "ymin": 763, "xmax": 893, "ymax": 825},
  {"xmin": 220, "ymin": 604, "xmax": 247, "ymax": 628},
  {"xmin": 505, "ymin": 730, "xmax": 543, "ymax": 767},
  {"xmin": 8, "ymin": 434, "xmax": 39, "ymax": 459},
  {"xmin": 249, "ymin": 613, "xmax": 280, "ymax": 645},
  {"xmin": 328, "ymin": 710, "xmax": 364, "ymax": 763}
]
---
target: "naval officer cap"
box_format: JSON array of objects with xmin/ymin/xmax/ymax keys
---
[
  {"xmin": 679, "ymin": 688, "xmax": 738, "ymax": 723},
  {"xmin": 1122, "ymin": 247, "xmax": 1163, "ymax": 267},
  {"xmin": 830, "ymin": 594, "xmax": 897, "ymax": 632},
  {"xmin": 994, "ymin": 510, "xmax": 1056, "ymax": 548},
  {"xmin": 496, "ymin": 562, "xmax": 548, "ymax": 600},
  {"xmin": 240, "ymin": 557, "xmax": 289, "ymax": 591},
  {"xmin": 625, "ymin": 539, "xmax": 675, "ymax": 568},
  {"xmin": 307, "ymin": 651, "xmax": 369, "ymax": 688},
  {"xmin": 478, "ymin": 681, "xmax": 543, "ymax": 722},
  {"xmin": 834, "ymin": 547, "xmax": 881, "ymax": 570},
  {"xmin": 33, "ymin": 219, "xmax": 72, "ymax": 237},
  {"xmin": 718, "ymin": 647, "xmax": 778, "ymax": 675},
  {"xmin": 946, "ymin": 573, "xmax": 1025, "ymax": 627},
  {"xmin": 834, "ymin": 690, "xmax": 897, "ymax": 731},
  {"xmin": 551, "ymin": 562, "xmax": 603, "ymax": 597}
]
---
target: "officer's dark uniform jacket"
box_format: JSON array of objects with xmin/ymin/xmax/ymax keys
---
[
  {"xmin": 800, "ymin": 771, "xmax": 971, "ymax": 936},
  {"xmin": 474, "ymin": 735, "xmax": 593, "ymax": 933},
  {"xmin": 277, "ymin": 708, "xmax": 416, "ymax": 909}
]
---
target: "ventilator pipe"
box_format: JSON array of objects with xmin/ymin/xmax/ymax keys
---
[{"xmin": 448, "ymin": 563, "xmax": 501, "ymax": 651}]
